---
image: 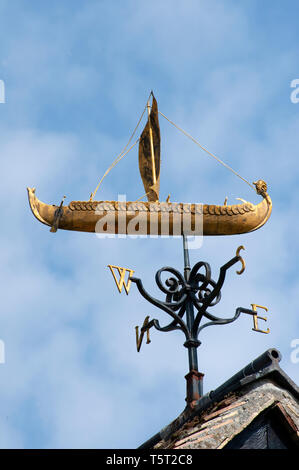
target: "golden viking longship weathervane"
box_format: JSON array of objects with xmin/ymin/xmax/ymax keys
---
[
  {"xmin": 27, "ymin": 92, "xmax": 271, "ymax": 237},
  {"xmin": 27, "ymin": 92, "xmax": 272, "ymax": 408}
]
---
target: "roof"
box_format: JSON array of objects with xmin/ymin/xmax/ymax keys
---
[{"xmin": 139, "ymin": 348, "xmax": 299, "ymax": 449}]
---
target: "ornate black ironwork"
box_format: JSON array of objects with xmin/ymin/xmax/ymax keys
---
[{"xmin": 131, "ymin": 236, "xmax": 257, "ymax": 407}]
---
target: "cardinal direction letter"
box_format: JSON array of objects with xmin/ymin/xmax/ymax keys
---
[
  {"xmin": 135, "ymin": 316, "xmax": 152, "ymax": 352},
  {"xmin": 108, "ymin": 265, "xmax": 135, "ymax": 295}
]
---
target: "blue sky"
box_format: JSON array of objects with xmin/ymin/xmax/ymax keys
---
[{"xmin": 0, "ymin": 0, "xmax": 299, "ymax": 448}]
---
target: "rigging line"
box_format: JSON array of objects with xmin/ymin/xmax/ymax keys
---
[
  {"xmin": 135, "ymin": 190, "xmax": 151, "ymax": 202},
  {"xmin": 158, "ymin": 110, "xmax": 255, "ymax": 191},
  {"xmin": 90, "ymin": 138, "xmax": 140, "ymax": 201},
  {"xmin": 90, "ymin": 94, "xmax": 152, "ymax": 201}
]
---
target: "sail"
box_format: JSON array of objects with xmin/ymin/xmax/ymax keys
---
[{"xmin": 138, "ymin": 94, "xmax": 161, "ymax": 201}]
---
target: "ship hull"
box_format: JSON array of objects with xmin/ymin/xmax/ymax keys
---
[{"xmin": 27, "ymin": 187, "xmax": 272, "ymax": 236}]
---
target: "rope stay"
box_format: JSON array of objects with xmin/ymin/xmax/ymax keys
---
[{"xmin": 158, "ymin": 111, "xmax": 255, "ymax": 192}]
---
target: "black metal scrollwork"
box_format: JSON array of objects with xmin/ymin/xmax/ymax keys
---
[
  {"xmin": 131, "ymin": 240, "xmax": 258, "ymax": 405},
  {"xmin": 130, "ymin": 247, "xmax": 252, "ymax": 347}
]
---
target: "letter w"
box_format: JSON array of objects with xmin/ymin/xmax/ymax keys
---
[{"xmin": 108, "ymin": 265, "xmax": 135, "ymax": 295}]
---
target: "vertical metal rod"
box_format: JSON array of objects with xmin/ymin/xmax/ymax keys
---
[
  {"xmin": 183, "ymin": 235, "xmax": 198, "ymax": 372},
  {"xmin": 183, "ymin": 235, "xmax": 203, "ymax": 406},
  {"xmin": 183, "ymin": 234, "xmax": 191, "ymax": 282}
]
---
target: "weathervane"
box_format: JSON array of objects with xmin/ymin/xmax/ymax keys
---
[{"xmin": 27, "ymin": 92, "xmax": 272, "ymax": 409}]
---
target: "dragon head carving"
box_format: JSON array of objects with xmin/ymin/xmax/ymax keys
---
[{"xmin": 253, "ymin": 180, "xmax": 268, "ymax": 196}]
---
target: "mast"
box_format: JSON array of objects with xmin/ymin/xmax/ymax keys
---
[
  {"xmin": 138, "ymin": 93, "xmax": 161, "ymax": 202},
  {"xmin": 147, "ymin": 97, "xmax": 157, "ymax": 187}
]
